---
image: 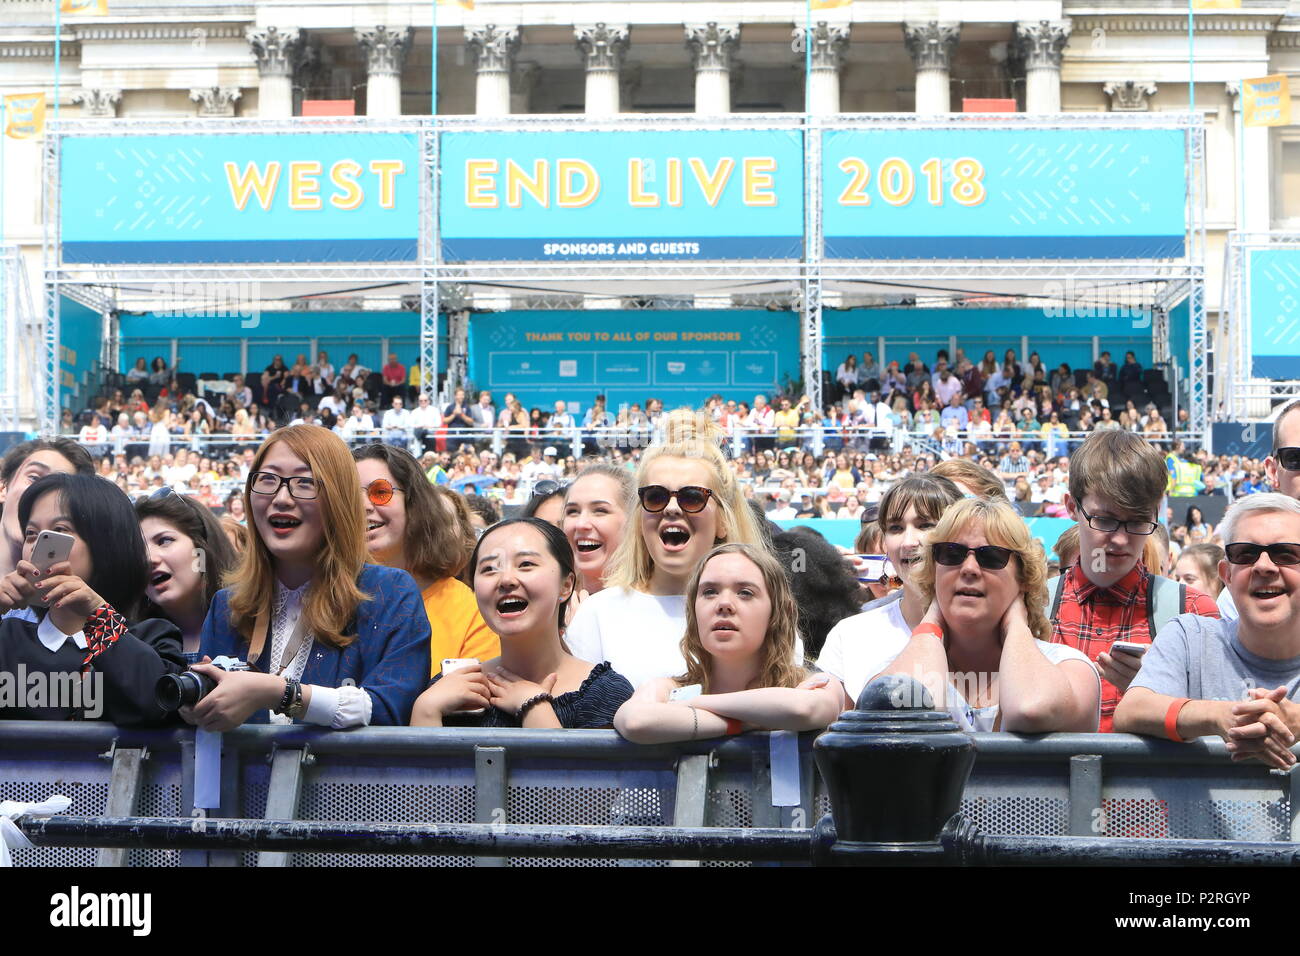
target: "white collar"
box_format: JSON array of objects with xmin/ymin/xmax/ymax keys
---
[{"xmin": 37, "ymin": 613, "xmax": 88, "ymax": 653}]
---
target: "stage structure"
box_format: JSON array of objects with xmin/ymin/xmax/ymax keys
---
[
  {"xmin": 40, "ymin": 111, "xmax": 1205, "ymax": 441},
  {"xmin": 0, "ymin": 245, "xmax": 37, "ymax": 433},
  {"xmin": 1219, "ymin": 231, "xmax": 1300, "ymax": 422}
]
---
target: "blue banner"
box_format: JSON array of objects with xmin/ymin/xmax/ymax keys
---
[
  {"xmin": 440, "ymin": 129, "xmax": 804, "ymax": 261},
  {"xmin": 1249, "ymin": 248, "xmax": 1300, "ymax": 379},
  {"xmin": 822, "ymin": 128, "xmax": 1187, "ymax": 260},
  {"xmin": 61, "ymin": 133, "xmax": 420, "ymax": 263}
]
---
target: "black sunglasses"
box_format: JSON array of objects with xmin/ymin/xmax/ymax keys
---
[
  {"xmin": 1224, "ymin": 542, "xmax": 1300, "ymax": 567},
  {"xmin": 931, "ymin": 541, "xmax": 1015, "ymax": 570},
  {"xmin": 1276, "ymin": 447, "xmax": 1300, "ymax": 472},
  {"xmin": 638, "ymin": 485, "xmax": 714, "ymax": 514},
  {"xmin": 532, "ymin": 479, "xmax": 568, "ymax": 498}
]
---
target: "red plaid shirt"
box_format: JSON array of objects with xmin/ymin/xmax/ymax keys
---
[{"xmin": 1049, "ymin": 563, "xmax": 1219, "ymax": 732}]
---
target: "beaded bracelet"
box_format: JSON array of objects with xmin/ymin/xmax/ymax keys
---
[
  {"xmin": 516, "ymin": 692, "xmax": 555, "ymax": 721},
  {"xmin": 81, "ymin": 603, "xmax": 128, "ymax": 674}
]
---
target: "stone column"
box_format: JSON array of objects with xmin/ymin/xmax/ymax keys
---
[
  {"xmin": 1102, "ymin": 80, "xmax": 1157, "ymax": 112},
  {"xmin": 189, "ymin": 87, "xmax": 242, "ymax": 117},
  {"xmin": 72, "ymin": 88, "xmax": 121, "ymax": 118},
  {"xmin": 1015, "ymin": 19, "xmax": 1072, "ymax": 114},
  {"xmin": 903, "ymin": 21, "xmax": 960, "ymax": 114},
  {"xmin": 1226, "ymin": 81, "xmax": 1271, "ymax": 233},
  {"xmin": 575, "ymin": 23, "xmax": 629, "ymax": 116},
  {"xmin": 685, "ymin": 22, "xmax": 739, "ymax": 114},
  {"xmin": 357, "ymin": 26, "xmax": 413, "ymax": 118},
  {"xmin": 247, "ymin": 26, "xmax": 307, "ymax": 118},
  {"xmin": 466, "ymin": 25, "xmax": 520, "ymax": 116},
  {"xmin": 793, "ymin": 22, "xmax": 849, "ymax": 115}
]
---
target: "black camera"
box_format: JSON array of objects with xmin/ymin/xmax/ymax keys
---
[{"xmin": 155, "ymin": 656, "xmax": 250, "ymax": 712}]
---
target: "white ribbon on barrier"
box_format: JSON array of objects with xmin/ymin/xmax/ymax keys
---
[{"xmin": 0, "ymin": 794, "xmax": 72, "ymax": 867}]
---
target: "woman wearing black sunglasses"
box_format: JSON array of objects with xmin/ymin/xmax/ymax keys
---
[{"xmin": 875, "ymin": 497, "xmax": 1100, "ymax": 732}]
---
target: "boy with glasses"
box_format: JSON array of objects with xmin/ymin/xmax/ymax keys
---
[
  {"xmin": 1049, "ymin": 430, "xmax": 1219, "ymax": 731},
  {"xmin": 1115, "ymin": 494, "xmax": 1300, "ymax": 768}
]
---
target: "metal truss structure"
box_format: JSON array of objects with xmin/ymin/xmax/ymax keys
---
[
  {"xmin": 1219, "ymin": 232, "xmax": 1300, "ymax": 422},
  {"xmin": 0, "ymin": 245, "xmax": 38, "ymax": 433},
  {"xmin": 40, "ymin": 111, "xmax": 1206, "ymax": 440}
]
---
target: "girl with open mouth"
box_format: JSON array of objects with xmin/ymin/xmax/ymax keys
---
[
  {"xmin": 562, "ymin": 463, "xmax": 634, "ymax": 602},
  {"xmin": 182, "ymin": 425, "xmax": 431, "ymax": 731},
  {"xmin": 411, "ymin": 518, "xmax": 633, "ymax": 728},
  {"xmin": 565, "ymin": 410, "xmax": 773, "ymax": 690},
  {"xmin": 615, "ymin": 543, "xmax": 844, "ymax": 742}
]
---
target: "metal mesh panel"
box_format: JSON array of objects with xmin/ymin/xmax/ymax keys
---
[
  {"xmin": 1105, "ymin": 770, "xmax": 1290, "ymax": 842},
  {"xmin": 1, "ymin": 762, "xmax": 108, "ymax": 867}
]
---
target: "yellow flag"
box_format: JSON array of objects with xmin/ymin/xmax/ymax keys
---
[
  {"xmin": 1242, "ymin": 74, "xmax": 1291, "ymax": 128},
  {"xmin": 60, "ymin": 0, "xmax": 108, "ymax": 14},
  {"xmin": 1191, "ymin": 0, "xmax": 1241, "ymax": 9},
  {"xmin": 4, "ymin": 93, "xmax": 46, "ymax": 139},
  {"xmin": 810, "ymin": 0, "xmax": 852, "ymax": 8}
]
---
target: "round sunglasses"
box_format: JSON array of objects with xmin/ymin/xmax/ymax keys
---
[
  {"xmin": 931, "ymin": 541, "xmax": 1014, "ymax": 571},
  {"xmin": 363, "ymin": 478, "xmax": 403, "ymax": 506},
  {"xmin": 638, "ymin": 485, "xmax": 714, "ymax": 514}
]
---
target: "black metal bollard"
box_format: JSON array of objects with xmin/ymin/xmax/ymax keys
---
[{"xmin": 812, "ymin": 675, "xmax": 975, "ymax": 865}]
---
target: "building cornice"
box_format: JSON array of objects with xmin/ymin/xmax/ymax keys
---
[
  {"xmin": 0, "ymin": 41, "xmax": 79, "ymax": 58},
  {"xmin": 74, "ymin": 23, "xmax": 248, "ymax": 41},
  {"xmin": 1069, "ymin": 15, "xmax": 1279, "ymax": 34}
]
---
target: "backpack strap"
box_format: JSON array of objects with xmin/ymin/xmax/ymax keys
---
[
  {"xmin": 1145, "ymin": 573, "xmax": 1186, "ymax": 640},
  {"xmin": 1046, "ymin": 570, "xmax": 1067, "ymax": 623}
]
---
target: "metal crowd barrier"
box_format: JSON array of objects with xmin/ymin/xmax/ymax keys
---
[{"xmin": 4, "ymin": 695, "xmax": 1299, "ymax": 867}]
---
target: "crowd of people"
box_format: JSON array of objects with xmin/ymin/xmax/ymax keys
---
[{"xmin": 5, "ymin": 392, "xmax": 1300, "ymax": 773}]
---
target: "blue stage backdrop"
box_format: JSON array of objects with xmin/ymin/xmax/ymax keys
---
[
  {"xmin": 1249, "ymin": 248, "xmax": 1300, "ymax": 379},
  {"xmin": 60, "ymin": 297, "xmax": 105, "ymax": 411},
  {"xmin": 467, "ymin": 311, "xmax": 800, "ymax": 413}
]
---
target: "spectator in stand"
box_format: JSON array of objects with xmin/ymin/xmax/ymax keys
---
[
  {"xmin": 1115, "ymin": 494, "xmax": 1300, "ymax": 768},
  {"xmin": 857, "ymin": 352, "xmax": 881, "ymax": 390},
  {"xmin": 1081, "ymin": 371, "xmax": 1109, "ymax": 407},
  {"xmin": 1118, "ymin": 350, "xmax": 1143, "ymax": 390},
  {"xmin": 615, "ymin": 543, "xmax": 844, "ymax": 742},
  {"xmin": 0, "ymin": 438, "xmax": 96, "ymax": 582},
  {"xmin": 996, "ymin": 442, "xmax": 1031, "ymax": 483},
  {"xmin": 1094, "ymin": 351, "xmax": 1118, "ymax": 385},
  {"xmin": 879, "ymin": 360, "xmax": 907, "ymax": 399},
  {"xmin": 126, "ymin": 357, "xmax": 150, "ymax": 385},
  {"xmin": 933, "ymin": 365, "xmax": 963, "ymax": 409},
  {"xmin": 381, "ymin": 396, "xmax": 412, "ymax": 449},
  {"xmin": 412, "ymin": 517, "xmax": 633, "ymax": 729},
  {"xmin": 940, "ymin": 393, "xmax": 969, "ymax": 433},
  {"xmin": 835, "ymin": 354, "xmax": 859, "ymax": 394},
  {"xmin": 188, "ymin": 425, "xmax": 431, "ymax": 730},
  {"xmin": 549, "ymin": 400, "xmax": 576, "ymax": 445},
  {"xmin": 1050, "ymin": 363, "xmax": 1073, "ymax": 397},
  {"xmin": 337, "ymin": 354, "xmax": 369, "ymax": 389},
  {"xmin": 380, "ymin": 353, "xmax": 407, "ymax": 407},
  {"xmin": 0, "ymin": 473, "xmax": 187, "ymax": 722},
  {"xmin": 353, "ymin": 443, "xmax": 498, "ymax": 676},
  {"xmin": 77, "ymin": 413, "xmax": 110, "ymax": 457},
  {"xmin": 1049, "ymin": 430, "xmax": 1220, "ymax": 732},
  {"xmin": 408, "ymin": 393, "xmax": 441, "ymax": 455},
  {"xmin": 136, "ymin": 489, "xmax": 237, "ymax": 659},
  {"xmin": 748, "ymin": 394, "xmax": 776, "ymax": 454}
]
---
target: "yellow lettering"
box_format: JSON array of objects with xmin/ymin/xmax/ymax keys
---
[
  {"xmin": 329, "ymin": 160, "xmax": 364, "ymax": 210},
  {"xmin": 465, "ymin": 159, "xmax": 499, "ymax": 208},
  {"xmin": 688, "ymin": 157, "xmax": 735, "ymax": 207},
  {"xmin": 557, "ymin": 159, "xmax": 599, "ymax": 208},
  {"xmin": 666, "ymin": 158, "xmax": 682, "ymax": 207},
  {"xmin": 627, "ymin": 159, "xmax": 659, "ymax": 208},
  {"xmin": 288, "ymin": 161, "xmax": 322, "ymax": 210},
  {"xmin": 224, "ymin": 161, "xmax": 281, "ymax": 212},
  {"xmin": 742, "ymin": 157, "xmax": 776, "ymax": 207},
  {"xmin": 369, "ymin": 160, "xmax": 404, "ymax": 209},
  {"xmin": 505, "ymin": 158, "xmax": 548, "ymax": 208}
]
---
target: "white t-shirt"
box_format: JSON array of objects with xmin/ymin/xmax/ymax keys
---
[
  {"xmin": 567, "ymin": 585, "xmax": 807, "ymax": 690},
  {"xmin": 816, "ymin": 602, "xmax": 1097, "ymax": 730}
]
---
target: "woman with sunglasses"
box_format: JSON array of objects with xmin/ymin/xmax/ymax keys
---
[
  {"xmin": 183, "ymin": 425, "xmax": 431, "ymax": 731},
  {"xmin": 615, "ymin": 543, "xmax": 844, "ymax": 742},
  {"xmin": 565, "ymin": 411, "xmax": 771, "ymax": 690},
  {"xmin": 353, "ymin": 443, "xmax": 497, "ymax": 676},
  {"xmin": 878, "ymin": 497, "xmax": 1100, "ymax": 732}
]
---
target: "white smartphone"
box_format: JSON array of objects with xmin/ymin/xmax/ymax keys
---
[
  {"xmin": 442, "ymin": 658, "xmax": 486, "ymax": 715},
  {"xmin": 669, "ymin": 683, "xmax": 703, "ymax": 702},
  {"xmin": 28, "ymin": 530, "xmax": 75, "ymax": 609},
  {"xmin": 1111, "ymin": 641, "xmax": 1149, "ymax": 658}
]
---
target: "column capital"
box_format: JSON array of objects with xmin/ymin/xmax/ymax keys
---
[
  {"xmin": 189, "ymin": 86, "xmax": 242, "ymax": 117},
  {"xmin": 72, "ymin": 87, "xmax": 121, "ymax": 118},
  {"xmin": 685, "ymin": 22, "xmax": 740, "ymax": 72},
  {"xmin": 1015, "ymin": 19, "xmax": 1072, "ymax": 71},
  {"xmin": 357, "ymin": 26, "xmax": 413, "ymax": 78},
  {"xmin": 575, "ymin": 23, "xmax": 629, "ymax": 73},
  {"xmin": 793, "ymin": 22, "xmax": 850, "ymax": 72},
  {"xmin": 466, "ymin": 24, "xmax": 520, "ymax": 75},
  {"xmin": 902, "ymin": 21, "xmax": 960, "ymax": 72},
  {"xmin": 247, "ymin": 26, "xmax": 308, "ymax": 78},
  {"xmin": 1102, "ymin": 80, "xmax": 1156, "ymax": 112}
]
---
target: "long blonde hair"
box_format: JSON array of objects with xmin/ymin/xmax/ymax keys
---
[
  {"xmin": 603, "ymin": 409, "xmax": 766, "ymax": 593},
  {"xmin": 225, "ymin": 425, "xmax": 370, "ymax": 649},
  {"xmin": 912, "ymin": 497, "xmax": 1052, "ymax": 642},
  {"xmin": 678, "ymin": 543, "xmax": 806, "ymax": 693}
]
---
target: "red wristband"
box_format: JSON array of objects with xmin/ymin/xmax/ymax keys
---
[
  {"xmin": 724, "ymin": 718, "xmax": 743, "ymax": 736},
  {"xmin": 912, "ymin": 623, "xmax": 944, "ymax": 641},
  {"xmin": 1164, "ymin": 697, "xmax": 1191, "ymax": 743}
]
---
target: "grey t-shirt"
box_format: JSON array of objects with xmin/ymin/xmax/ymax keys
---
[{"xmin": 1131, "ymin": 612, "xmax": 1300, "ymax": 703}]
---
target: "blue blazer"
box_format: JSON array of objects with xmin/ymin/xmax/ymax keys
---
[{"xmin": 200, "ymin": 563, "xmax": 432, "ymax": 726}]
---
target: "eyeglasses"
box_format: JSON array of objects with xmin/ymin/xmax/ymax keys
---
[
  {"xmin": 363, "ymin": 478, "xmax": 403, "ymax": 506},
  {"xmin": 931, "ymin": 542, "xmax": 1014, "ymax": 570},
  {"xmin": 149, "ymin": 485, "xmax": 176, "ymax": 502},
  {"xmin": 532, "ymin": 479, "xmax": 568, "ymax": 498},
  {"xmin": 638, "ymin": 485, "xmax": 714, "ymax": 514},
  {"xmin": 1077, "ymin": 503, "xmax": 1157, "ymax": 536},
  {"xmin": 1224, "ymin": 542, "xmax": 1300, "ymax": 567},
  {"xmin": 1276, "ymin": 447, "xmax": 1300, "ymax": 471},
  {"xmin": 248, "ymin": 471, "xmax": 318, "ymax": 500}
]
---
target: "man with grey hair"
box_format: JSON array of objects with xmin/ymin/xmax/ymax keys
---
[
  {"xmin": 1115, "ymin": 492, "xmax": 1300, "ymax": 769},
  {"xmin": 1218, "ymin": 397, "xmax": 1300, "ymax": 621}
]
